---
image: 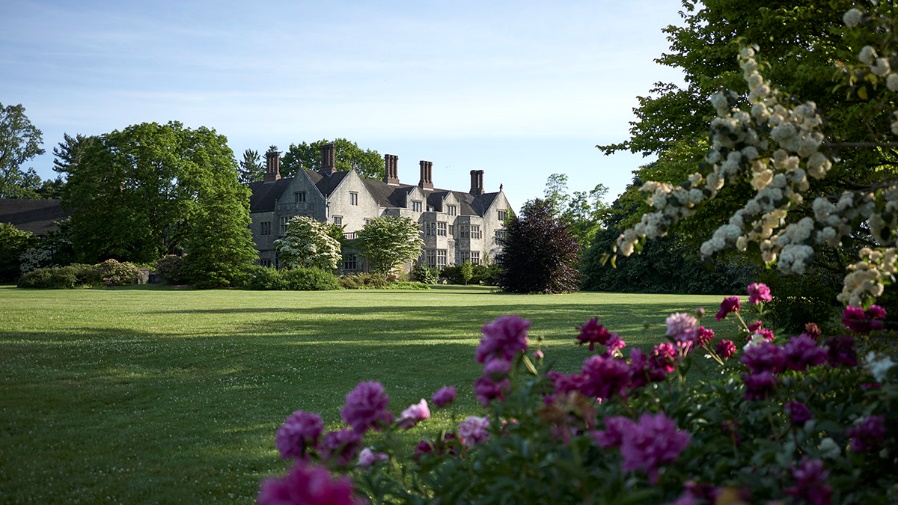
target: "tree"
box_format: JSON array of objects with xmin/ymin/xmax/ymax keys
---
[
  {"xmin": 274, "ymin": 216, "xmax": 342, "ymax": 271},
  {"xmin": 0, "ymin": 223, "xmax": 37, "ymax": 283},
  {"xmin": 540, "ymin": 174, "xmax": 610, "ymax": 250},
  {"xmin": 496, "ymin": 199, "xmax": 581, "ymax": 294},
  {"xmin": 0, "ymin": 103, "xmax": 45, "ymax": 199},
  {"xmin": 355, "ymin": 216, "xmax": 423, "ymax": 276},
  {"xmin": 62, "ymin": 121, "xmax": 253, "ymax": 279},
  {"xmin": 281, "ymin": 138, "xmax": 384, "ymax": 179},
  {"xmin": 239, "ymin": 148, "xmax": 264, "ymax": 184},
  {"xmin": 543, "ymin": 173, "xmax": 571, "ymax": 217},
  {"xmin": 460, "ymin": 261, "xmax": 473, "ymax": 285}
]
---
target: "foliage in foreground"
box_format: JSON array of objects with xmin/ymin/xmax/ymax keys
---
[{"xmin": 260, "ymin": 285, "xmax": 897, "ymax": 504}]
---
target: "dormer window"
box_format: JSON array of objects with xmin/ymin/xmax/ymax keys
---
[
  {"xmin": 295, "ymin": 191, "xmax": 306, "ymax": 203},
  {"xmin": 412, "ymin": 200, "xmax": 422, "ymax": 212},
  {"xmin": 447, "ymin": 205, "xmax": 457, "ymax": 216}
]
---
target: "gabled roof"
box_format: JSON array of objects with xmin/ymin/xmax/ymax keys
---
[
  {"xmin": 247, "ymin": 178, "xmax": 293, "ymax": 213},
  {"xmin": 0, "ymin": 198, "xmax": 70, "ymax": 235},
  {"xmin": 307, "ymin": 170, "xmax": 350, "ymax": 197}
]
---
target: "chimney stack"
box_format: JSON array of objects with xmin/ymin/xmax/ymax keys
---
[
  {"xmin": 383, "ymin": 154, "xmax": 400, "ymax": 185},
  {"xmin": 264, "ymin": 149, "xmax": 281, "ymax": 182},
  {"xmin": 319, "ymin": 143, "xmax": 336, "ymax": 176},
  {"xmin": 418, "ymin": 160, "xmax": 433, "ymax": 191},
  {"xmin": 469, "ymin": 170, "xmax": 484, "ymax": 195}
]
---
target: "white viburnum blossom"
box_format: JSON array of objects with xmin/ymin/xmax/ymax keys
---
[
  {"xmin": 888, "ymin": 73, "xmax": 898, "ymax": 92},
  {"xmin": 860, "ymin": 45, "xmax": 877, "ymax": 65},
  {"xmin": 843, "ymin": 8, "xmax": 863, "ymax": 27},
  {"xmin": 865, "ymin": 351, "xmax": 896, "ymax": 383},
  {"xmin": 872, "ymin": 58, "xmax": 892, "ymax": 77}
]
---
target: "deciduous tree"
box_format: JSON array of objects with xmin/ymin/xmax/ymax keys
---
[
  {"xmin": 281, "ymin": 138, "xmax": 384, "ymax": 179},
  {"xmin": 0, "ymin": 103, "xmax": 45, "ymax": 199},
  {"xmin": 274, "ymin": 216, "xmax": 342, "ymax": 271},
  {"xmin": 355, "ymin": 216, "xmax": 423, "ymax": 276}
]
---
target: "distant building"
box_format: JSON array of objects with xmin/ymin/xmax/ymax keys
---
[
  {"xmin": 247, "ymin": 144, "xmax": 512, "ymax": 274},
  {"xmin": 0, "ymin": 199, "xmax": 70, "ymax": 235}
]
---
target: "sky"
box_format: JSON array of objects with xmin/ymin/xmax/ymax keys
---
[{"xmin": 1, "ymin": 0, "xmax": 686, "ymax": 211}]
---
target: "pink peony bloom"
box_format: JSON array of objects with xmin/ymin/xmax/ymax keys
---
[
  {"xmin": 592, "ymin": 416, "xmax": 634, "ymax": 448},
  {"xmin": 696, "ymin": 327, "xmax": 714, "ymax": 348},
  {"xmin": 341, "ymin": 381, "xmax": 393, "ymax": 434},
  {"xmin": 842, "ymin": 305, "xmax": 886, "ymax": 334},
  {"xmin": 473, "ymin": 376, "xmax": 510, "ymax": 407},
  {"xmin": 747, "ymin": 320, "xmax": 764, "ymax": 333},
  {"xmin": 576, "ymin": 317, "xmax": 619, "ymax": 351},
  {"xmin": 741, "ymin": 341, "xmax": 785, "ymax": 374},
  {"xmin": 627, "ymin": 348, "xmax": 650, "ymax": 390},
  {"xmin": 742, "ymin": 371, "xmax": 778, "ymax": 401},
  {"xmin": 785, "ymin": 401, "xmax": 813, "ymax": 425},
  {"xmin": 826, "ymin": 335, "xmax": 858, "ymax": 367},
  {"xmin": 785, "ymin": 458, "xmax": 832, "ymax": 505},
  {"xmin": 579, "ymin": 354, "xmax": 631, "ymax": 401},
  {"xmin": 618, "ymin": 412, "xmax": 691, "ymax": 484},
  {"xmin": 547, "ymin": 370, "xmax": 585, "ymax": 400},
  {"xmin": 747, "ymin": 283, "xmax": 772, "ymax": 304},
  {"xmin": 847, "ymin": 415, "xmax": 887, "ymax": 452},
  {"xmin": 783, "ymin": 335, "xmax": 827, "ymax": 371},
  {"xmin": 275, "ymin": 410, "xmax": 324, "ymax": 461},
  {"xmin": 801, "ymin": 322, "xmax": 822, "ymax": 341},
  {"xmin": 483, "ymin": 357, "xmax": 512, "ymax": 378},
  {"xmin": 258, "ymin": 463, "xmax": 365, "ymax": 505},
  {"xmin": 716, "ymin": 296, "xmax": 741, "ymax": 320},
  {"xmin": 650, "ymin": 342, "xmax": 678, "ymax": 378},
  {"xmin": 534, "ymin": 349, "xmax": 544, "ymax": 360},
  {"xmin": 398, "ymin": 399, "xmax": 430, "ymax": 429},
  {"xmin": 431, "ymin": 386, "xmax": 457, "ymax": 408},
  {"xmin": 320, "ymin": 429, "xmax": 363, "ymax": 467},
  {"xmin": 716, "ymin": 340, "xmax": 737, "ymax": 359},
  {"xmin": 476, "ymin": 315, "xmax": 530, "ymax": 363},
  {"xmin": 603, "ymin": 333, "xmax": 627, "ymax": 356},
  {"xmin": 458, "ymin": 416, "xmax": 490, "ymax": 447},
  {"xmin": 356, "ymin": 447, "xmax": 388, "ymax": 468},
  {"xmin": 666, "ymin": 312, "xmax": 698, "ymax": 342}
]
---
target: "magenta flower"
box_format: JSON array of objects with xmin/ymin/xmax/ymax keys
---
[
  {"xmin": 258, "ymin": 463, "xmax": 365, "ymax": 505},
  {"xmin": 356, "ymin": 447, "xmax": 388, "ymax": 468},
  {"xmin": 783, "ymin": 334, "xmax": 827, "ymax": 371},
  {"xmin": 592, "ymin": 415, "xmax": 634, "ymax": 448},
  {"xmin": 716, "ymin": 340, "xmax": 737, "ymax": 359},
  {"xmin": 458, "ymin": 416, "xmax": 490, "ymax": 447},
  {"xmin": 341, "ymin": 381, "xmax": 393, "ymax": 434},
  {"xmin": 741, "ymin": 341, "xmax": 785, "ymax": 374},
  {"xmin": 431, "ymin": 386, "xmax": 457, "ymax": 408},
  {"xmin": 576, "ymin": 317, "xmax": 619, "ymax": 351},
  {"xmin": 716, "ymin": 296, "xmax": 741, "ymax": 320},
  {"xmin": 742, "ymin": 371, "xmax": 777, "ymax": 400},
  {"xmin": 747, "ymin": 283, "xmax": 772, "ymax": 304},
  {"xmin": 473, "ymin": 376, "xmax": 510, "ymax": 407},
  {"xmin": 476, "ymin": 315, "xmax": 530, "ymax": 363},
  {"xmin": 825, "ymin": 335, "xmax": 857, "ymax": 367},
  {"xmin": 650, "ymin": 342, "xmax": 677, "ymax": 377},
  {"xmin": 275, "ymin": 410, "xmax": 324, "ymax": 461},
  {"xmin": 603, "ymin": 333, "xmax": 627, "ymax": 356},
  {"xmin": 619, "ymin": 412, "xmax": 691, "ymax": 484},
  {"xmin": 666, "ymin": 312, "xmax": 698, "ymax": 342},
  {"xmin": 483, "ymin": 357, "xmax": 512, "ymax": 378},
  {"xmin": 398, "ymin": 399, "xmax": 430, "ymax": 429},
  {"xmin": 627, "ymin": 348, "xmax": 650, "ymax": 389},
  {"xmin": 785, "ymin": 458, "xmax": 832, "ymax": 505},
  {"xmin": 785, "ymin": 401, "xmax": 812, "ymax": 425},
  {"xmin": 579, "ymin": 354, "xmax": 630, "ymax": 400},
  {"xmin": 320, "ymin": 428, "xmax": 363, "ymax": 467},
  {"xmin": 842, "ymin": 305, "xmax": 887, "ymax": 334},
  {"xmin": 696, "ymin": 327, "xmax": 714, "ymax": 348},
  {"xmin": 801, "ymin": 322, "xmax": 822, "ymax": 341},
  {"xmin": 747, "ymin": 320, "xmax": 764, "ymax": 333},
  {"xmin": 847, "ymin": 415, "xmax": 887, "ymax": 452},
  {"xmin": 547, "ymin": 370, "xmax": 586, "ymax": 399}
]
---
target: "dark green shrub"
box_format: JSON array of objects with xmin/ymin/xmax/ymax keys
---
[
  {"xmin": 245, "ymin": 265, "xmax": 287, "ymax": 290},
  {"xmin": 155, "ymin": 255, "xmax": 189, "ymax": 285},
  {"xmin": 439, "ymin": 264, "xmax": 500, "ymax": 285},
  {"xmin": 95, "ymin": 259, "xmax": 141, "ymax": 287},
  {"xmin": 339, "ymin": 273, "xmax": 389, "ymax": 289},
  {"xmin": 411, "ymin": 264, "xmax": 439, "ymax": 284},
  {"xmin": 68, "ymin": 263, "xmax": 103, "ymax": 286},
  {"xmin": 282, "ymin": 267, "xmax": 341, "ymax": 291},
  {"xmin": 18, "ymin": 267, "xmax": 78, "ymax": 289}
]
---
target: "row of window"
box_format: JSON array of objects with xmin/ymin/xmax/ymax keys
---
[
  {"xmin": 262, "ymin": 219, "xmax": 504, "ymax": 240},
  {"xmin": 421, "ymin": 250, "xmax": 480, "ymax": 268},
  {"xmin": 291, "ymin": 189, "xmax": 505, "ymax": 220}
]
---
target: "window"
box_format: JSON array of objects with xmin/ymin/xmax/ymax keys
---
[
  {"xmin": 425, "ymin": 250, "xmax": 436, "ymax": 267},
  {"xmin": 447, "ymin": 205, "xmax": 457, "ymax": 216},
  {"xmin": 497, "ymin": 210, "xmax": 507, "ymax": 221},
  {"xmin": 495, "ymin": 229, "xmax": 507, "ymax": 240},
  {"xmin": 260, "ymin": 221, "xmax": 271, "ymax": 236},
  {"xmin": 343, "ymin": 254, "xmax": 357, "ymax": 271},
  {"xmin": 425, "ymin": 222, "xmax": 436, "ymax": 236},
  {"xmin": 364, "ymin": 218, "xmax": 372, "ymax": 226},
  {"xmin": 412, "ymin": 200, "xmax": 422, "ymax": 212},
  {"xmin": 427, "ymin": 205, "xmax": 435, "ymax": 212},
  {"xmin": 471, "ymin": 251, "xmax": 481, "ymax": 265},
  {"xmin": 334, "ymin": 216, "xmax": 342, "ymax": 226},
  {"xmin": 437, "ymin": 222, "xmax": 447, "ymax": 236},
  {"xmin": 260, "ymin": 258, "xmax": 272, "ymax": 267},
  {"xmin": 471, "ymin": 225, "xmax": 481, "ymax": 239},
  {"xmin": 350, "ymin": 192, "xmax": 358, "ymax": 206},
  {"xmin": 436, "ymin": 249, "xmax": 447, "ymax": 268},
  {"xmin": 280, "ymin": 216, "xmax": 289, "ymax": 235},
  {"xmin": 457, "ymin": 251, "xmax": 481, "ymax": 265},
  {"xmin": 295, "ymin": 191, "xmax": 306, "ymax": 203},
  {"xmin": 459, "ymin": 224, "xmax": 481, "ymax": 239},
  {"xmin": 449, "ymin": 225, "xmax": 455, "ymax": 236}
]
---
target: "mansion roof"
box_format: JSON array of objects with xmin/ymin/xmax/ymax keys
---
[{"xmin": 0, "ymin": 198, "xmax": 70, "ymax": 235}]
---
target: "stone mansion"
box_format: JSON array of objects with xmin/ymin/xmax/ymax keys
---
[{"xmin": 247, "ymin": 144, "xmax": 512, "ymax": 273}]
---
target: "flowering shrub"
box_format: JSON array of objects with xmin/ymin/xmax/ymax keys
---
[
  {"xmin": 260, "ymin": 283, "xmax": 897, "ymax": 504},
  {"xmin": 94, "ymin": 259, "xmax": 141, "ymax": 287}
]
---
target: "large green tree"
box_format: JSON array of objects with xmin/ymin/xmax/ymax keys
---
[
  {"xmin": 280, "ymin": 138, "xmax": 384, "ymax": 179},
  {"xmin": 62, "ymin": 121, "xmax": 256, "ymax": 279},
  {"xmin": 541, "ymin": 173, "xmax": 609, "ymax": 250},
  {"xmin": 238, "ymin": 148, "xmax": 264, "ymax": 184},
  {"xmin": 0, "ymin": 223, "xmax": 37, "ymax": 283},
  {"xmin": 355, "ymin": 216, "xmax": 423, "ymax": 275},
  {"xmin": 0, "ymin": 103, "xmax": 45, "ymax": 199}
]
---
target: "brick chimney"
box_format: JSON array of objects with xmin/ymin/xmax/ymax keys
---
[
  {"xmin": 264, "ymin": 149, "xmax": 281, "ymax": 182},
  {"xmin": 418, "ymin": 160, "xmax": 433, "ymax": 191},
  {"xmin": 319, "ymin": 143, "xmax": 336, "ymax": 176},
  {"xmin": 469, "ymin": 170, "xmax": 484, "ymax": 195},
  {"xmin": 383, "ymin": 154, "xmax": 400, "ymax": 185}
]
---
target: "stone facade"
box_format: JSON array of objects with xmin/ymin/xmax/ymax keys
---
[{"xmin": 247, "ymin": 144, "xmax": 512, "ymax": 274}]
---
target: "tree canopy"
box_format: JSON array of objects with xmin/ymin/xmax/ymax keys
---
[
  {"xmin": 0, "ymin": 103, "xmax": 45, "ymax": 199},
  {"xmin": 274, "ymin": 216, "xmax": 343, "ymax": 271},
  {"xmin": 239, "ymin": 148, "xmax": 264, "ymax": 184},
  {"xmin": 280, "ymin": 138, "xmax": 384, "ymax": 179},
  {"xmin": 355, "ymin": 216, "xmax": 423, "ymax": 275}
]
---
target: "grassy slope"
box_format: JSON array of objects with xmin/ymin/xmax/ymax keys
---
[{"xmin": 0, "ymin": 285, "xmax": 730, "ymax": 503}]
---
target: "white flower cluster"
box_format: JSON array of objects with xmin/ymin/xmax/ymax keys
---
[{"xmin": 839, "ymin": 247, "xmax": 898, "ymax": 307}]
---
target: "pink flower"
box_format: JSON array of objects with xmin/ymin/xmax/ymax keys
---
[
  {"xmin": 741, "ymin": 341, "xmax": 785, "ymax": 373},
  {"xmin": 576, "ymin": 317, "xmax": 618, "ymax": 351},
  {"xmin": 356, "ymin": 447, "xmax": 388, "ymax": 468},
  {"xmin": 258, "ymin": 463, "xmax": 365, "ymax": 505},
  {"xmin": 666, "ymin": 312, "xmax": 698, "ymax": 342},
  {"xmin": 275, "ymin": 410, "xmax": 324, "ymax": 461},
  {"xmin": 341, "ymin": 381, "xmax": 393, "ymax": 434},
  {"xmin": 398, "ymin": 399, "xmax": 430, "ymax": 429},
  {"xmin": 783, "ymin": 335, "xmax": 827, "ymax": 371},
  {"xmin": 847, "ymin": 415, "xmax": 887, "ymax": 452},
  {"xmin": 842, "ymin": 305, "xmax": 886, "ymax": 333},
  {"xmin": 320, "ymin": 429, "xmax": 363, "ymax": 467},
  {"xmin": 458, "ymin": 416, "xmax": 490, "ymax": 447},
  {"xmin": 716, "ymin": 340, "xmax": 737, "ymax": 359},
  {"xmin": 619, "ymin": 412, "xmax": 690, "ymax": 484},
  {"xmin": 785, "ymin": 401, "xmax": 812, "ymax": 425},
  {"xmin": 603, "ymin": 333, "xmax": 627, "ymax": 355},
  {"xmin": 431, "ymin": 386, "xmax": 457, "ymax": 408},
  {"xmin": 801, "ymin": 322, "xmax": 822, "ymax": 341},
  {"xmin": 715, "ymin": 296, "xmax": 741, "ymax": 320},
  {"xmin": 696, "ymin": 327, "xmax": 714, "ymax": 348},
  {"xmin": 474, "ymin": 376, "xmax": 510, "ymax": 407},
  {"xmin": 747, "ymin": 283, "xmax": 772, "ymax": 304},
  {"xmin": 747, "ymin": 320, "xmax": 764, "ymax": 333},
  {"xmin": 650, "ymin": 342, "xmax": 677, "ymax": 378},
  {"xmin": 785, "ymin": 458, "xmax": 831, "ymax": 505},
  {"xmin": 579, "ymin": 354, "xmax": 630, "ymax": 400},
  {"xmin": 476, "ymin": 315, "xmax": 530, "ymax": 363},
  {"xmin": 534, "ymin": 349, "xmax": 544, "ymax": 360},
  {"xmin": 483, "ymin": 357, "xmax": 512, "ymax": 378},
  {"xmin": 547, "ymin": 370, "xmax": 585, "ymax": 400},
  {"xmin": 592, "ymin": 416, "xmax": 634, "ymax": 448},
  {"xmin": 742, "ymin": 371, "xmax": 777, "ymax": 400},
  {"xmin": 627, "ymin": 348, "xmax": 650, "ymax": 389},
  {"xmin": 826, "ymin": 335, "xmax": 857, "ymax": 367}
]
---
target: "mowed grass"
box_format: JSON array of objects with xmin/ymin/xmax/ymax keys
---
[{"xmin": 0, "ymin": 285, "xmax": 732, "ymax": 504}]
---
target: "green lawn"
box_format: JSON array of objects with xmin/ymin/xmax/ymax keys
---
[{"xmin": 0, "ymin": 285, "xmax": 731, "ymax": 503}]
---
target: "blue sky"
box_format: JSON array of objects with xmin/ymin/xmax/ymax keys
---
[{"xmin": 1, "ymin": 0, "xmax": 685, "ymax": 210}]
